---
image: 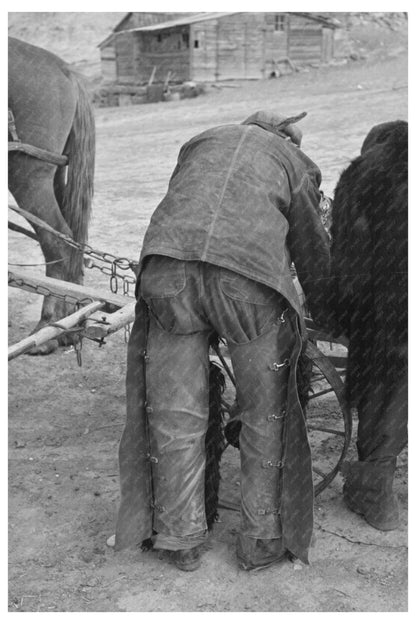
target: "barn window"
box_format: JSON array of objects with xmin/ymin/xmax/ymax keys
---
[
  {"xmin": 194, "ymin": 31, "xmax": 204, "ymax": 49},
  {"xmin": 274, "ymin": 15, "xmax": 286, "ymax": 31},
  {"xmin": 182, "ymin": 33, "xmax": 189, "ymax": 48},
  {"xmin": 157, "ymin": 34, "xmax": 162, "ymax": 43}
]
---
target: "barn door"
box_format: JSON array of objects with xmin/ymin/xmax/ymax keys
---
[{"xmin": 217, "ymin": 16, "xmax": 267, "ymax": 80}]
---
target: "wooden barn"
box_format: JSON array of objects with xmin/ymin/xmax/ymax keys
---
[
  {"xmin": 99, "ymin": 11, "xmax": 199, "ymax": 84},
  {"xmin": 98, "ymin": 12, "xmax": 342, "ymax": 85}
]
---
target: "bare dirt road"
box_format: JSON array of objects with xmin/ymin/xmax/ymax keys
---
[{"xmin": 8, "ymin": 53, "xmax": 408, "ymax": 612}]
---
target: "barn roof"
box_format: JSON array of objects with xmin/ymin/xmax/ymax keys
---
[
  {"xmin": 121, "ymin": 12, "xmax": 239, "ymax": 33},
  {"xmin": 98, "ymin": 11, "xmax": 340, "ymax": 47},
  {"xmin": 296, "ymin": 12, "xmax": 341, "ymax": 28},
  {"xmin": 98, "ymin": 11, "xmax": 222, "ymax": 47}
]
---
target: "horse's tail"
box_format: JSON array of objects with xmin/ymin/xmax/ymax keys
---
[{"xmin": 61, "ymin": 71, "xmax": 95, "ymax": 282}]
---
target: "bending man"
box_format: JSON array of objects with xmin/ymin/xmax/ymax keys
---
[{"xmin": 114, "ymin": 111, "xmax": 330, "ymax": 571}]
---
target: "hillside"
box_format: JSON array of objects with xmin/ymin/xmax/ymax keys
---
[
  {"xmin": 8, "ymin": 12, "xmax": 124, "ymax": 82},
  {"xmin": 8, "ymin": 11, "xmax": 407, "ymax": 87}
]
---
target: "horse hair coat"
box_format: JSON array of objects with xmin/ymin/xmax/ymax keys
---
[{"xmin": 328, "ymin": 120, "xmax": 408, "ymax": 413}]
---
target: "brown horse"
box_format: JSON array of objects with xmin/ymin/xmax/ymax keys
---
[{"xmin": 8, "ymin": 36, "xmax": 95, "ymax": 354}]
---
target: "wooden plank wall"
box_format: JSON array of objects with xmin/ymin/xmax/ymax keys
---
[
  {"xmin": 191, "ymin": 13, "xmax": 290, "ymax": 81},
  {"xmin": 100, "ymin": 13, "xmax": 197, "ymax": 84},
  {"xmin": 190, "ymin": 20, "xmax": 218, "ymax": 82},
  {"xmin": 287, "ymin": 14, "xmax": 324, "ymax": 63},
  {"xmin": 115, "ymin": 32, "xmax": 137, "ymax": 84},
  {"xmin": 262, "ymin": 13, "xmax": 289, "ymax": 77},
  {"xmin": 133, "ymin": 29, "xmax": 191, "ymax": 84},
  {"xmin": 100, "ymin": 43, "xmax": 117, "ymax": 84},
  {"xmin": 102, "ymin": 13, "xmax": 334, "ymax": 86},
  {"xmin": 216, "ymin": 13, "xmax": 247, "ymax": 80},
  {"xmin": 245, "ymin": 13, "xmax": 275, "ymax": 78}
]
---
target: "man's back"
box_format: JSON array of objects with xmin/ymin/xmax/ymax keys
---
[{"xmin": 140, "ymin": 123, "xmax": 324, "ymax": 315}]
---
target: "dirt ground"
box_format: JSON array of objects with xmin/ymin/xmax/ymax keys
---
[{"xmin": 8, "ymin": 52, "xmax": 408, "ymax": 612}]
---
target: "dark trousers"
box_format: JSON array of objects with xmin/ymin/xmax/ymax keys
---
[{"xmin": 139, "ymin": 256, "xmax": 296, "ymax": 553}]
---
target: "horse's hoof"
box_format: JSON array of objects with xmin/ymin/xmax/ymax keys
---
[{"xmin": 27, "ymin": 340, "xmax": 59, "ymax": 356}]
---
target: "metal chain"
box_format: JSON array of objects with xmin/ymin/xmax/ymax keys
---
[
  {"xmin": 124, "ymin": 323, "xmax": 131, "ymax": 344},
  {"xmin": 9, "ymin": 276, "xmax": 96, "ymax": 308},
  {"xmin": 73, "ymin": 335, "xmax": 83, "ymax": 367},
  {"xmin": 83, "ymin": 257, "xmax": 136, "ymax": 297},
  {"xmin": 9, "ymin": 205, "xmax": 139, "ymax": 296},
  {"xmin": 9, "ymin": 207, "xmax": 137, "ymax": 362}
]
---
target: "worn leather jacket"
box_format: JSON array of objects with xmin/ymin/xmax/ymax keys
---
[{"xmin": 139, "ymin": 122, "xmax": 330, "ymax": 327}]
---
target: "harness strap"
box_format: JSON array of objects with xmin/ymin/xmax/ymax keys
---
[
  {"xmin": 8, "ymin": 141, "xmax": 68, "ymax": 167},
  {"xmin": 8, "ymin": 107, "xmax": 68, "ymax": 166},
  {"xmin": 8, "ymin": 109, "xmax": 20, "ymax": 142}
]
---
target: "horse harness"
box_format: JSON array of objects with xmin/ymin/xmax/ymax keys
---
[{"xmin": 8, "ymin": 108, "xmax": 68, "ymax": 167}]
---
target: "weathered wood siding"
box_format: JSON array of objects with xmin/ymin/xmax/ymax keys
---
[
  {"xmin": 287, "ymin": 14, "xmax": 324, "ymax": 63},
  {"xmin": 100, "ymin": 42, "xmax": 117, "ymax": 84},
  {"xmin": 321, "ymin": 27, "xmax": 334, "ymax": 62},
  {"xmin": 133, "ymin": 29, "xmax": 191, "ymax": 84},
  {"xmin": 262, "ymin": 13, "xmax": 289, "ymax": 77},
  {"xmin": 115, "ymin": 32, "xmax": 137, "ymax": 84},
  {"xmin": 190, "ymin": 13, "xmax": 291, "ymax": 81},
  {"xmin": 190, "ymin": 20, "xmax": 218, "ymax": 81},
  {"xmin": 100, "ymin": 12, "xmax": 196, "ymax": 84},
  {"xmin": 217, "ymin": 13, "xmax": 261, "ymax": 80},
  {"xmin": 100, "ymin": 12, "xmax": 337, "ymax": 86}
]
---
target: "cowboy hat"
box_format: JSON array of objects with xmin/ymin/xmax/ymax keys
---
[{"xmin": 241, "ymin": 110, "xmax": 306, "ymax": 146}]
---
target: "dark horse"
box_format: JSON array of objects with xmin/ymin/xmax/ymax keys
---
[
  {"xmin": 8, "ymin": 37, "xmax": 95, "ymax": 354},
  {"xmin": 328, "ymin": 120, "xmax": 407, "ymax": 529}
]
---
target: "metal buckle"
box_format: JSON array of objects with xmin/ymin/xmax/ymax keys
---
[
  {"xmin": 262, "ymin": 459, "xmax": 284, "ymax": 469},
  {"xmin": 269, "ymin": 359, "xmax": 289, "ymax": 371},
  {"xmin": 257, "ymin": 508, "xmax": 279, "ymax": 516},
  {"xmin": 267, "ymin": 410, "xmax": 286, "ymax": 421},
  {"xmin": 277, "ymin": 309, "xmax": 289, "ymax": 324}
]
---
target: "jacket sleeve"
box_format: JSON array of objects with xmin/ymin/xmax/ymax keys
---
[
  {"xmin": 284, "ymin": 172, "xmax": 340, "ymax": 334},
  {"xmin": 168, "ymin": 137, "xmax": 194, "ymax": 181}
]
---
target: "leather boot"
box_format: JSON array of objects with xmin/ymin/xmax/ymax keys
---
[
  {"xmin": 171, "ymin": 546, "xmax": 201, "ymax": 572},
  {"xmin": 343, "ymin": 459, "xmax": 400, "ymax": 531},
  {"xmin": 236, "ymin": 535, "xmax": 287, "ymax": 571}
]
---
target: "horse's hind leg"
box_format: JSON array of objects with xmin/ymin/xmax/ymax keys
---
[{"xmin": 9, "ymin": 157, "xmax": 81, "ymax": 353}]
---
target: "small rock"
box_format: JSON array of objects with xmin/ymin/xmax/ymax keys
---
[
  {"xmin": 294, "ymin": 563, "xmax": 303, "ymax": 571},
  {"xmin": 357, "ymin": 565, "xmax": 373, "ymax": 576},
  {"xmin": 106, "ymin": 534, "xmax": 115, "ymax": 548},
  {"xmin": 79, "ymin": 550, "xmax": 93, "ymax": 563},
  {"xmin": 93, "ymin": 546, "xmax": 105, "ymax": 555}
]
